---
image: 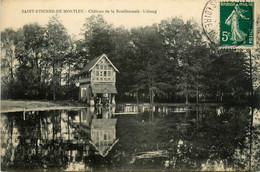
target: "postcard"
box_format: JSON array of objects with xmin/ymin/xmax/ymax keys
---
[{"xmin": 1, "ymin": 0, "xmax": 260, "ymax": 171}]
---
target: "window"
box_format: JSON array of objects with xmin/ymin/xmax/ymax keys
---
[{"xmin": 93, "ymin": 60, "xmax": 115, "ymax": 82}]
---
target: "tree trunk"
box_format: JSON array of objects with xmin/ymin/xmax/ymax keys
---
[
  {"xmin": 10, "ymin": 44, "xmax": 15, "ymax": 80},
  {"xmin": 185, "ymin": 93, "xmax": 189, "ymax": 105},
  {"xmin": 185, "ymin": 73, "xmax": 189, "ymax": 105},
  {"xmin": 149, "ymin": 88, "xmax": 154, "ymax": 104},
  {"xmin": 151, "ymin": 89, "xmax": 154, "ymax": 104},
  {"xmin": 52, "ymin": 116, "xmax": 55, "ymax": 140},
  {"xmin": 196, "ymin": 71, "xmax": 199, "ymax": 120},
  {"xmin": 59, "ymin": 64, "xmax": 63, "ymax": 88},
  {"xmin": 68, "ymin": 62, "xmax": 71, "ymax": 85},
  {"xmin": 185, "ymin": 79, "xmax": 189, "ymax": 105},
  {"xmin": 10, "ymin": 67, "xmax": 14, "ymax": 80},
  {"xmin": 68, "ymin": 62, "xmax": 71, "ymax": 99},
  {"xmin": 149, "ymin": 89, "xmax": 152, "ymax": 104},
  {"xmin": 53, "ymin": 63, "xmax": 56, "ymax": 101},
  {"xmin": 136, "ymin": 89, "xmax": 139, "ymax": 104}
]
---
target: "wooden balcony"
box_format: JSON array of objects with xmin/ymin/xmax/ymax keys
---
[{"xmin": 79, "ymin": 78, "xmax": 91, "ymax": 83}]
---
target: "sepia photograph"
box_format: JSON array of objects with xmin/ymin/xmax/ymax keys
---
[{"xmin": 1, "ymin": 0, "xmax": 260, "ymax": 171}]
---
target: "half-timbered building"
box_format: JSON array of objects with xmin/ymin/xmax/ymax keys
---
[{"xmin": 78, "ymin": 54, "xmax": 119, "ymax": 105}]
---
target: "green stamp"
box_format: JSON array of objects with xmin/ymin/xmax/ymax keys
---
[{"xmin": 220, "ymin": 1, "xmax": 254, "ymax": 47}]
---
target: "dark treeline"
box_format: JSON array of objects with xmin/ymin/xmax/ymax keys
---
[{"xmin": 1, "ymin": 15, "xmax": 259, "ymax": 104}]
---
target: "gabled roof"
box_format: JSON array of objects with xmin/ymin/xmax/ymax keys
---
[
  {"xmin": 90, "ymin": 118, "xmax": 118, "ymax": 157},
  {"xmin": 90, "ymin": 139, "xmax": 119, "ymax": 157},
  {"xmin": 79, "ymin": 54, "xmax": 119, "ymax": 75}
]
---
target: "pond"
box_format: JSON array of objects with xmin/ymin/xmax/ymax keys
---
[{"xmin": 1, "ymin": 104, "xmax": 260, "ymax": 171}]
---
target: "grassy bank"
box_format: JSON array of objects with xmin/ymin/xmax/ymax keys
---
[{"xmin": 1, "ymin": 100, "xmax": 87, "ymax": 113}]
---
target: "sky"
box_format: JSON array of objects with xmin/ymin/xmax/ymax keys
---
[{"xmin": 1, "ymin": 0, "xmax": 208, "ymax": 37}]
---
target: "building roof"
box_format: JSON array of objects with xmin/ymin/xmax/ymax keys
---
[
  {"xmin": 79, "ymin": 54, "xmax": 119, "ymax": 75},
  {"xmin": 90, "ymin": 139, "xmax": 119, "ymax": 157},
  {"xmin": 90, "ymin": 118, "xmax": 118, "ymax": 157},
  {"xmin": 92, "ymin": 84, "xmax": 117, "ymax": 94}
]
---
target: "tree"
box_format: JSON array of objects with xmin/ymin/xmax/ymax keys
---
[
  {"xmin": 158, "ymin": 18, "xmax": 210, "ymax": 104},
  {"xmin": 45, "ymin": 16, "xmax": 71, "ymax": 100},
  {"xmin": 204, "ymin": 49, "xmax": 251, "ymax": 102},
  {"xmin": 1, "ymin": 28, "xmax": 18, "ymax": 98},
  {"xmin": 129, "ymin": 25, "xmax": 170, "ymax": 103},
  {"xmin": 81, "ymin": 15, "xmax": 114, "ymax": 58},
  {"xmin": 17, "ymin": 23, "xmax": 46, "ymax": 98},
  {"xmin": 108, "ymin": 26, "xmax": 136, "ymax": 101}
]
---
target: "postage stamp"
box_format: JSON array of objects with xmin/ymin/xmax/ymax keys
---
[
  {"xmin": 202, "ymin": 0, "xmax": 256, "ymax": 48},
  {"xmin": 220, "ymin": 1, "xmax": 254, "ymax": 47}
]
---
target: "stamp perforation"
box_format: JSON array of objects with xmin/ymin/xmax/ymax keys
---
[{"xmin": 202, "ymin": 0, "xmax": 256, "ymax": 49}]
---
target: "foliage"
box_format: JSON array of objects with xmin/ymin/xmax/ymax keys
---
[{"xmin": 1, "ymin": 15, "xmax": 256, "ymax": 104}]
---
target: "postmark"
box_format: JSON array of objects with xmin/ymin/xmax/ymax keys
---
[
  {"xmin": 202, "ymin": 0, "xmax": 256, "ymax": 48},
  {"xmin": 202, "ymin": 0, "xmax": 219, "ymax": 45}
]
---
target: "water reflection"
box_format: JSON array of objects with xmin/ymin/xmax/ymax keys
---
[{"xmin": 1, "ymin": 105, "xmax": 259, "ymax": 171}]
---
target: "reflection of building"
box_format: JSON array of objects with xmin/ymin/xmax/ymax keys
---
[
  {"xmin": 95, "ymin": 106, "xmax": 114, "ymax": 119},
  {"xmin": 78, "ymin": 54, "xmax": 119, "ymax": 105},
  {"xmin": 125, "ymin": 105, "xmax": 138, "ymax": 113},
  {"xmin": 90, "ymin": 118, "xmax": 118, "ymax": 157}
]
